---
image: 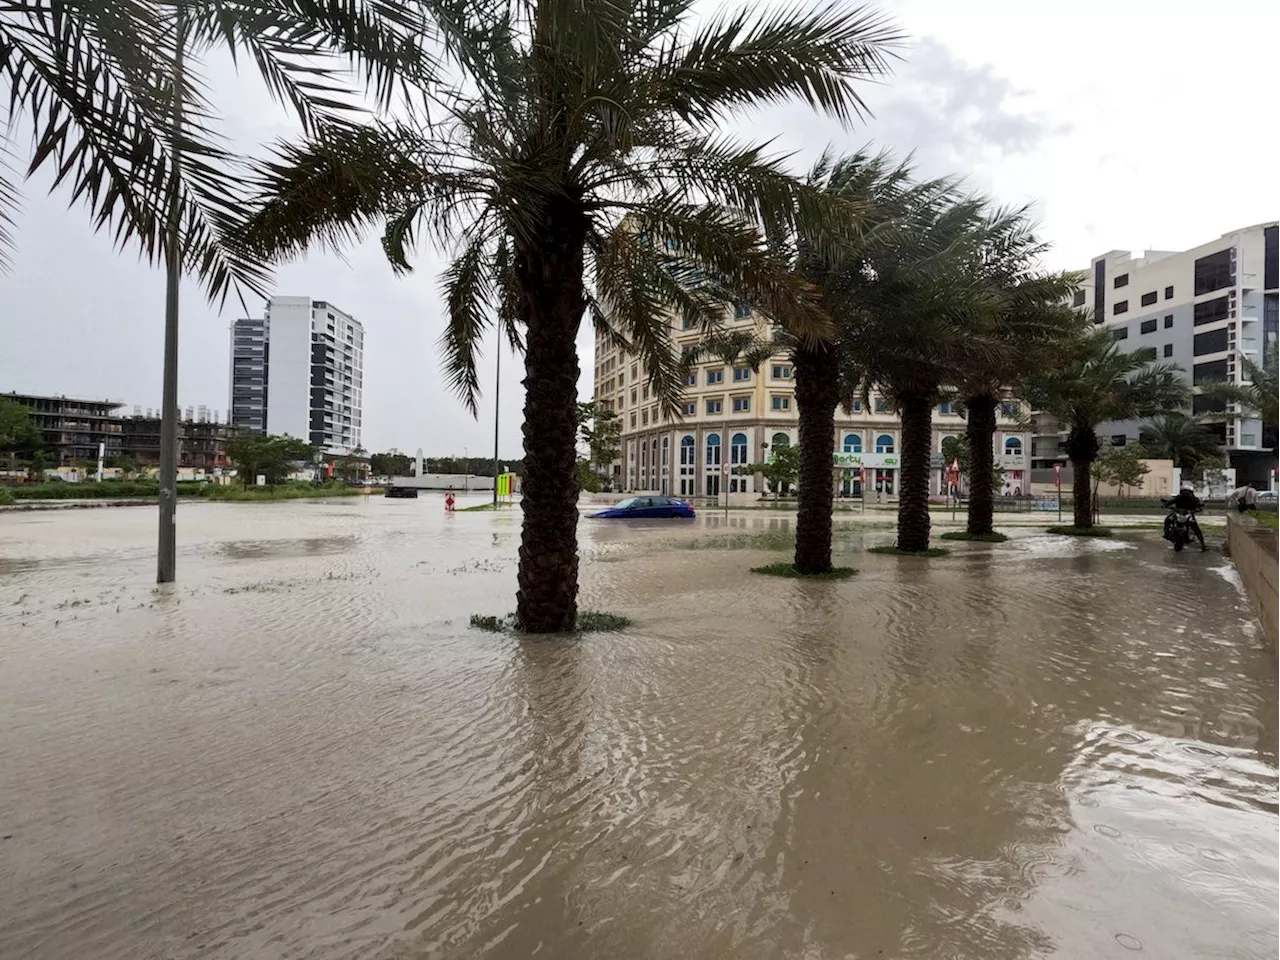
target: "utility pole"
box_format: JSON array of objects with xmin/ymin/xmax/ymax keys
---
[
  {"xmin": 492, "ymin": 340, "xmax": 500, "ymax": 506},
  {"xmin": 157, "ymin": 5, "xmax": 186, "ymax": 584}
]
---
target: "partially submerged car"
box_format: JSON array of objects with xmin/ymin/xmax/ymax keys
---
[{"xmin": 590, "ymin": 496, "xmax": 696, "ymax": 519}]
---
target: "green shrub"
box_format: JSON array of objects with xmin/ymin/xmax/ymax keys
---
[
  {"xmin": 751, "ymin": 562, "xmax": 857, "ymax": 579},
  {"xmin": 0, "ymin": 488, "xmax": 15, "ymax": 505}
]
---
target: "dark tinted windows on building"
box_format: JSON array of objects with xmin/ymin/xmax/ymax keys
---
[
  {"xmin": 1193, "ymin": 394, "xmax": 1227, "ymax": 416},
  {"xmin": 1265, "ymin": 225, "xmax": 1278, "ymax": 290},
  {"xmin": 1164, "ymin": 285, "xmax": 1174, "ymax": 299},
  {"xmin": 1193, "ymin": 249, "xmax": 1234, "ymax": 295},
  {"xmin": 1114, "ymin": 273, "xmax": 1129, "ymax": 288},
  {"xmin": 1114, "ymin": 300, "xmax": 1129, "ymax": 315},
  {"xmin": 1163, "ymin": 343, "xmax": 1173, "ymax": 358},
  {"xmin": 1164, "ymin": 315, "xmax": 1174, "ymax": 328},
  {"xmin": 1193, "ymin": 359, "xmax": 1228, "ymax": 385},
  {"xmin": 1140, "ymin": 291, "xmax": 1158, "ymax": 306},
  {"xmin": 1140, "ymin": 318, "xmax": 1157, "ymax": 334},
  {"xmin": 1194, "ymin": 327, "xmax": 1229, "ymax": 356},
  {"xmin": 1193, "ymin": 296, "xmax": 1229, "ymax": 326},
  {"xmin": 1113, "ymin": 327, "xmax": 1129, "ymax": 341},
  {"xmin": 1094, "ymin": 261, "xmax": 1106, "ymax": 326},
  {"xmin": 1073, "ymin": 289, "xmax": 1086, "ymax": 307}
]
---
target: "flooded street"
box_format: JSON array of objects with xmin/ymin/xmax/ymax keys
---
[{"xmin": 0, "ymin": 498, "xmax": 1275, "ymax": 960}]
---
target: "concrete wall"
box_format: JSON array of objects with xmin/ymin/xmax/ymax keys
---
[{"xmin": 1226, "ymin": 512, "xmax": 1278, "ymax": 653}]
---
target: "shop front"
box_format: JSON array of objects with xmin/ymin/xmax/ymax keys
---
[{"xmin": 833, "ymin": 451, "xmax": 901, "ymax": 498}]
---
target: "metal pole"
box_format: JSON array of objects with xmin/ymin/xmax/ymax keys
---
[
  {"xmin": 157, "ymin": 5, "xmax": 185, "ymax": 584},
  {"xmin": 463, "ymin": 447, "xmax": 468, "ymax": 494},
  {"xmin": 722, "ymin": 418, "xmax": 728, "ymax": 521},
  {"xmin": 492, "ymin": 341, "xmax": 500, "ymax": 506},
  {"xmin": 1057, "ymin": 483, "xmax": 1062, "ymax": 523}
]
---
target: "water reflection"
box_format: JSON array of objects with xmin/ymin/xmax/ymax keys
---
[{"xmin": 0, "ymin": 503, "xmax": 1273, "ymax": 959}]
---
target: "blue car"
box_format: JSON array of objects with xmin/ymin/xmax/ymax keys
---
[{"xmin": 591, "ymin": 496, "xmax": 696, "ymax": 519}]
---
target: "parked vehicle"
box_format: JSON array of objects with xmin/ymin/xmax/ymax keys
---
[{"xmin": 591, "ymin": 496, "xmax": 695, "ymax": 519}]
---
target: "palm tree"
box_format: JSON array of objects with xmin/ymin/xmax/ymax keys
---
[
  {"xmin": 1199, "ymin": 353, "xmax": 1279, "ymax": 439},
  {"xmin": 836, "ymin": 196, "xmax": 998, "ymax": 551},
  {"xmin": 1026, "ymin": 332, "xmax": 1188, "ymax": 529},
  {"xmin": 1, "ymin": 0, "xmax": 433, "ymax": 581},
  {"xmin": 775, "ymin": 150, "xmax": 923, "ymax": 573},
  {"xmin": 951, "ymin": 210, "xmax": 1083, "ymax": 536},
  {"xmin": 241, "ymin": 0, "xmax": 902, "ymax": 631},
  {"xmin": 1139, "ymin": 412, "xmax": 1222, "ymax": 472}
]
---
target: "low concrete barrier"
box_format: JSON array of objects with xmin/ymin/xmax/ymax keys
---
[{"xmin": 1226, "ymin": 512, "xmax": 1278, "ymax": 653}]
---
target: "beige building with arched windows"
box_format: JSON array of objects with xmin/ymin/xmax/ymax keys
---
[{"xmin": 592, "ymin": 307, "xmax": 1031, "ymax": 503}]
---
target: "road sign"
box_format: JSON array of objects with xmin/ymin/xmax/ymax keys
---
[
  {"xmin": 1053, "ymin": 462, "xmax": 1063, "ymax": 488},
  {"xmin": 930, "ymin": 452, "xmax": 945, "ymax": 468}
]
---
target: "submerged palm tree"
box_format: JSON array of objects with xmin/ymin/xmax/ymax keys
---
[
  {"xmin": 241, "ymin": 0, "xmax": 902, "ymax": 631},
  {"xmin": 951, "ymin": 211, "xmax": 1082, "ymax": 536},
  {"xmin": 1026, "ymin": 332, "xmax": 1188, "ymax": 529}
]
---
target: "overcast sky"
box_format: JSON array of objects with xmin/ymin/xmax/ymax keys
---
[{"xmin": 0, "ymin": 0, "xmax": 1275, "ymax": 457}]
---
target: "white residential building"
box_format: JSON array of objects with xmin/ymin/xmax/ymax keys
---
[
  {"xmin": 592, "ymin": 308, "xmax": 1031, "ymax": 502},
  {"xmin": 229, "ymin": 297, "xmax": 365, "ymax": 454},
  {"xmin": 1033, "ymin": 222, "xmax": 1278, "ymax": 485}
]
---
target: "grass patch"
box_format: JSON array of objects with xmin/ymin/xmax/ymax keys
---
[
  {"xmin": 0, "ymin": 488, "xmax": 14, "ymax": 505},
  {"xmin": 940, "ymin": 530, "xmax": 1008, "ymax": 543},
  {"xmin": 1045, "ymin": 525, "xmax": 1114, "ymax": 538},
  {"xmin": 457, "ymin": 502, "xmax": 517, "ymax": 512},
  {"xmin": 469, "ymin": 610, "xmax": 632, "ymax": 634},
  {"xmin": 1247, "ymin": 510, "xmax": 1279, "ymax": 531},
  {"xmin": 751, "ymin": 562, "xmax": 857, "ymax": 579},
  {"xmin": 868, "ymin": 545, "xmax": 950, "ymax": 557}
]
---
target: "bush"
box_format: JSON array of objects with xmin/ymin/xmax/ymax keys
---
[
  {"xmin": 204, "ymin": 482, "xmax": 361, "ymax": 501},
  {"xmin": 0, "ymin": 488, "xmax": 15, "ymax": 505}
]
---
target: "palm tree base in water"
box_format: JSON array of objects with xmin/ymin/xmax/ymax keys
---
[
  {"xmin": 1045, "ymin": 525, "xmax": 1114, "ymax": 538},
  {"xmin": 868, "ymin": 545, "xmax": 949, "ymax": 557},
  {"xmin": 751, "ymin": 562, "xmax": 857, "ymax": 580},
  {"xmin": 469, "ymin": 612, "xmax": 632, "ymax": 633},
  {"xmin": 940, "ymin": 530, "xmax": 1008, "ymax": 543}
]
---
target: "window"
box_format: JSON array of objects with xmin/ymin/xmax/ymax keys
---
[
  {"xmin": 706, "ymin": 433, "xmax": 721, "ymax": 466},
  {"xmin": 683, "ymin": 402, "xmax": 696, "ymax": 416},
  {"xmin": 1241, "ymin": 433, "xmax": 1258, "ymax": 447},
  {"xmin": 630, "ymin": 412, "xmax": 636, "ymax": 427},
  {"xmin": 843, "ymin": 433, "xmax": 862, "ymax": 453},
  {"xmin": 1163, "ymin": 343, "xmax": 1173, "ymax": 358},
  {"xmin": 1193, "ymin": 249, "xmax": 1234, "ymax": 295},
  {"xmin": 1164, "ymin": 315, "xmax": 1174, "ymax": 329},
  {"xmin": 630, "ymin": 388, "xmax": 637, "ymax": 404},
  {"xmin": 875, "ymin": 433, "xmax": 895, "ymax": 454},
  {"xmin": 1193, "ymin": 296, "xmax": 1229, "ymax": 326},
  {"xmin": 685, "ymin": 372, "xmax": 697, "ymax": 386},
  {"xmin": 938, "ymin": 402, "xmax": 955, "ymax": 415},
  {"xmin": 850, "ymin": 399, "xmax": 863, "ymax": 413},
  {"xmin": 1004, "ymin": 437, "xmax": 1023, "ymax": 457},
  {"xmin": 1113, "ymin": 327, "xmax": 1129, "ymax": 341},
  {"xmin": 1193, "ymin": 394, "xmax": 1226, "ymax": 416},
  {"xmin": 1110, "ymin": 435, "xmax": 1127, "ymax": 447},
  {"xmin": 771, "ymin": 364, "xmax": 793, "ymax": 379},
  {"xmin": 874, "ymin": 397, "xmax": 889, "ymax": 413},
  {"xmin": 642, "ymin": 410, "xmax": 649, "ymax": 426},
  {"xmin": 682, "ymin": 316, "xmax": 694, "ymax": 330},
  {"xmin": 771, "ymin": 395, "xmax": 791, "ymax": 411},
  {"xmin": 1193, "ymin": 359, "xmax": 1228, "ymax": 385},
  {"xmin": 1140, "ymin": 319, "xmax": 1158, "ymax": 334},
  {"xmin": 707, "ymin": 369, "xmax": 724, "ymax": 385},
  {"xmin": 1165, "ymin": 285, "xmax": 1174, "ymax": 299},
  {"xmin": 1114, "ymin": 274, "xmax": 1129, "ymax": 288},
  {"xmin": 732, "ymin": 396, "xmax": 751, "ymax": 413},
  {"xmin": 662, "ymin": 437, "xmax": 669, "ymax": 466},
  {"xmin": 1000, "ymin": 402, "xmax": 1022, "ymax": 417},
  {"xmin": 1141, "ymin": 291, "xmax": 1158, "ymax": 307},
  {"xmin": 706, "ymin": 399, "xmax": 722, "ymax": 415},
  {"xmin": 1072, "ymin": 290, "xmax": 1086, "ymax": 307},
  {"xmin": 733, "ymin": 367, "xmax": 751, "ymax": 382},
  {"xmin": 731, "ymin": 433, "xmax": 748, "ymax": 465},
  {"xmin": 1113, "ymin": 300, "xmax": 1129, "ymax": 315},
  {"xmin": 1194, "ymin": 327, "xmax": 1229, "ymax": 356},
  {"xmin": 733, "ymin": 302, "xmax": 751, "ymax": 319},
  {"xmin": 642, "ymin": 385, "xmax": 649, "ymax": 400},
  {"xmin": 772, "ymin": 432, "xmax": 790, "ymax": 448}
]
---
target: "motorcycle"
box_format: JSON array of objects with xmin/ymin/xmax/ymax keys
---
[{"xmin": 1161, "ymin": 498, "xmax": 1199, "ymax": 552}]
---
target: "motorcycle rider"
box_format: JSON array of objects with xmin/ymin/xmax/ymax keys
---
[{"xmin": 1163, "ymin": 484, "xmax": 1206, "ymax": 551}]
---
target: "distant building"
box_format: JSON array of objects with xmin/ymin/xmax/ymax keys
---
[
  {"xmin": 229, "ymin": 297, "xmax": 364, "ymax": 454},
  {"xmin": 3, "ymin": 392, "xmax": 123, "ymax": 465},
  {"xmin": 120, "ymin": 413, "xmax": 235, "ymax": 470},
  {"xmin": 1035, "ymin": 221, "xmax": 1278, "ymax": 485}
]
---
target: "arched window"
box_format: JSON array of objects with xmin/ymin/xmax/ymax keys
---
[
  {"xmin": 662, "ymin": 437, "xmax": 670, "ymax": 466},
  {"xmin": 706, "ymin": 433, "xmax": 721, "ymax": 466},
  {"xmin": 843, "ymin": 433, "xmax": 862, "ymax": 453},
  {"xmin": 772, "ymin": 432, "xmax": 790, "ymax": 448},
  {"xmin": 876, "ymin": 434, "xmax": 895, "ymax": 454},
  {"xmin": 680, "ymin": 435, "xmax": 695, "ymax": 466},
  {"xmin": 731, "ymin": 432, "xmax": 749, "ymax": 465},
  {"xmin": 1005, "ymin": 437, "xmax": 1024, "ymax": 457}
]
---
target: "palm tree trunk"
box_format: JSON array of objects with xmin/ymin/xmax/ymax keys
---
[
  {"xmin": 1071, "ymin": 457, "xmax": 1093, "ymax": 529},
  {"xmin": 964, "ymin": 393, "xmax": 997, "ymax": 536},
  {"xmin": 513, "ymin": 208, "xmax": 586, "ymax": 633},
  {"xmin": 897, "ymin": 392, "xmax": 932, "ymax": 551},
  {"xmin": 793, "ymin": 342, "xmax": 838, "ymax": 573}
]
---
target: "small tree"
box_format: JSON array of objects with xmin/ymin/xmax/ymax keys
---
[
  {"xmin": 1093, "ymin": 445, "xmax": 1150, "ymax": 517},
  {"xmin": 739, "ymin": 444, "xmax": 800, "ymax": 502},
  {"xmin": 940, "ymin": 435, "xmax": 1004, "ymax": 498},
  {"xmin": 0, "ymin": 398, "xmax": 43, "ymax": 469},
  {"xmin": 227, "ymin": 434, "xmax": 316, "ymax": 486},
  {"xmin": 370, "ymin": 450, "xmax": 413, "ymax": 478},
  {"xmin": 577, "ymin": 402, "xmax": 622, "ymax": 491}
]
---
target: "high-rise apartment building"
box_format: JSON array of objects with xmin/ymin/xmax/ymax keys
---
[
  {"xmin": 229, "ymin": 297, "xmax": 364, "ymax": 454},
  {"xmin": 1033, "ymin": 222, "xmax": 1278, "ymax": 484}
]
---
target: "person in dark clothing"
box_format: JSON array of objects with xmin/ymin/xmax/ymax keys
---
[{"xmin": 1162, "ymin": 486, "xmax": 1206, "ymax": 551}]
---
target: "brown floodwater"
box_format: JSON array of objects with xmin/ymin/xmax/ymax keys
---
[{"xmin": 0, "ymin": 498, "xmax": 1275, "ymax": 959}]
